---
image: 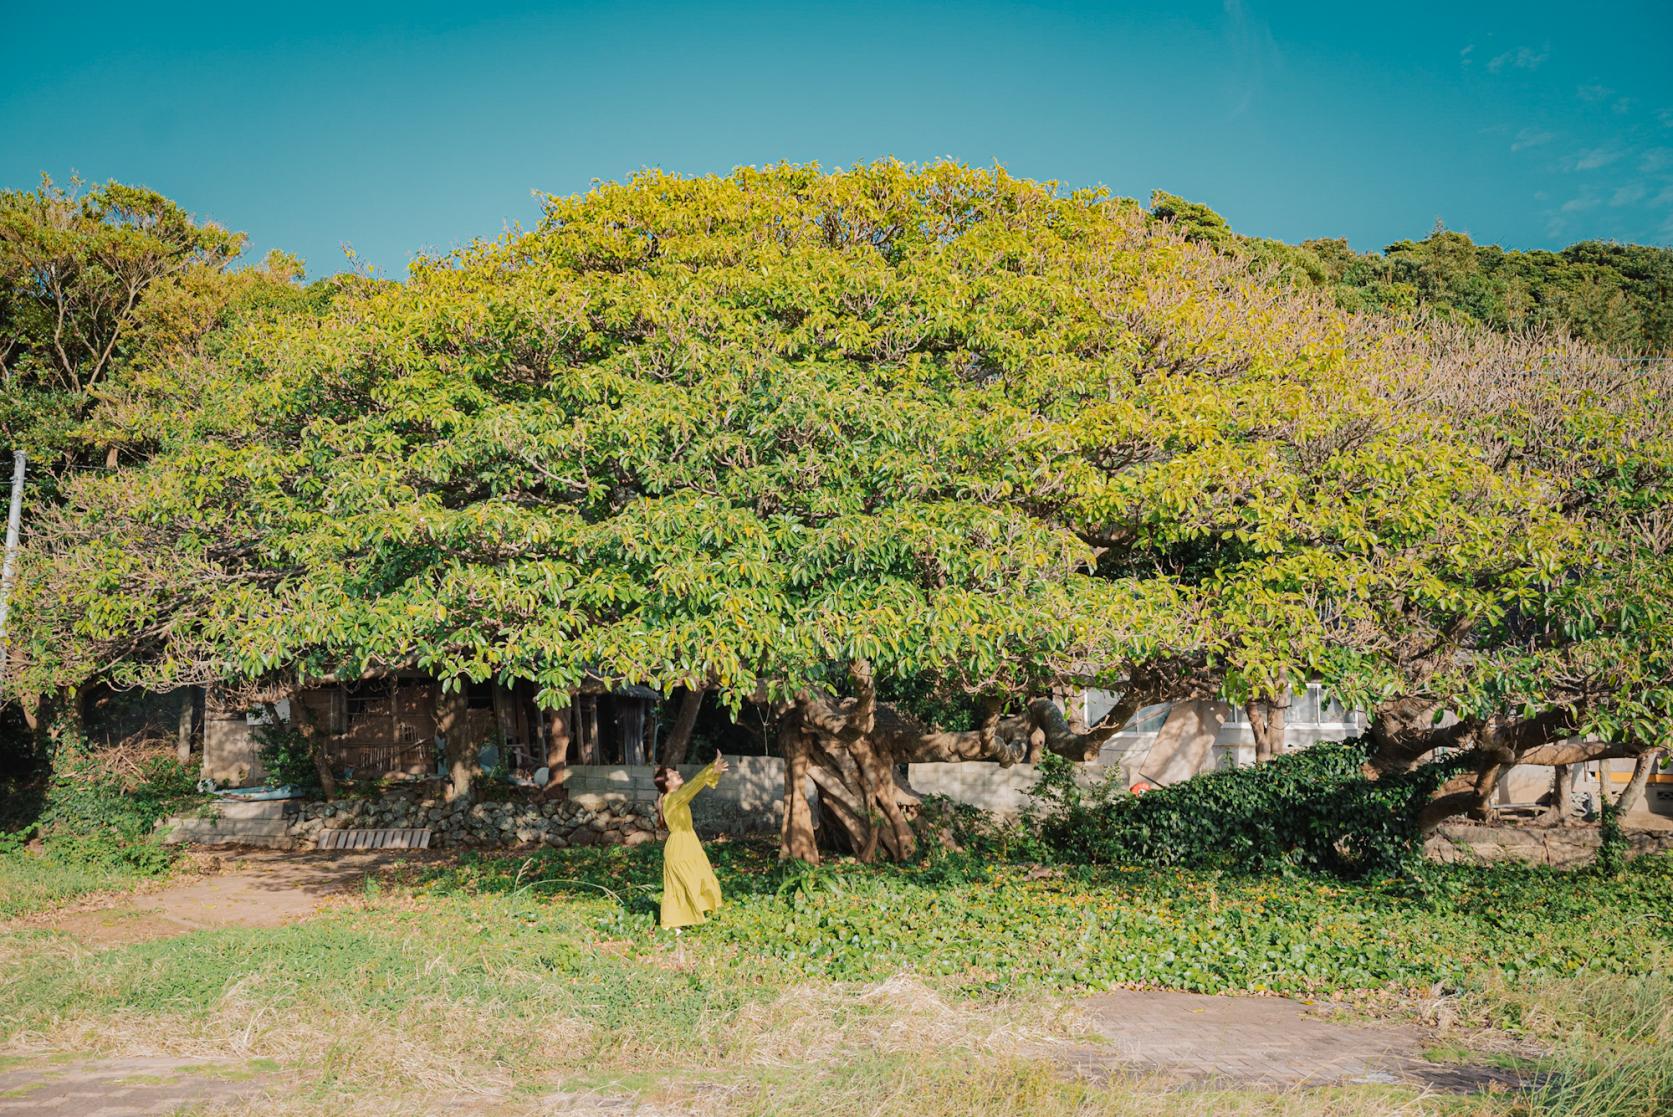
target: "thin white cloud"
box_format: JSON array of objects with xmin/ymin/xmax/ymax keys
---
[
  {"xmin": 1221, "ymin": 0, "xmax": 1282, "ymax": 120},
  {"xmin": 1640, "ymin": 148, "xmax": 1673, "ymax": 173},
  {"xmin": 1460, "ymin": 44, "xmax": 1474, "ymax": 65},
  {"xmin": 1610, "ymin": 183, "xmax": 1649, "ymax": 207},
  {"xmin": 1511, "ymin": 127, "xmax": 1556, "ymax": 152},
  {"xmin": 1573, "ymin": 146, "xmax": 1623, "ymax": 171},
  {"xmin": 1560, "ymin": 192, "xmax": 1601, "ymax": 214},
  {"xmin": 1488, "ymin": 45, "xmax": 1549, "ymax": 74},
  {"xmin": 1578, "ymin": 83, "xmax": 1614, "ymax": 103}
]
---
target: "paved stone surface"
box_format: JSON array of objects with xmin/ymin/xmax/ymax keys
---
[
  {"xmin": 1069, "ymin": 989, "xmax": 1526, "ymax": 1091},
  {"xmin": 0, "ymin": 1056, "xmax": 278, "ymax": 1115}
]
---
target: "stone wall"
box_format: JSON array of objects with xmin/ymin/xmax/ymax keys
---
[
  {"xmin": 1424, "ymin": 821, "xmax": 1673, "ymax": 869},
  {"xmin": 908, "ymin": 761, "xmax": 1043, "ymax": 815},
  {"xmin": 164, "ymin": 754, "xmax": 791, "ymax": 850},
  {"xmin": 164, "ymin": 790, "xmax": 661, "ymax": 850},
  {"xmin": 296, "ymin": 792, "xmax": 660, "ymax": 849}
]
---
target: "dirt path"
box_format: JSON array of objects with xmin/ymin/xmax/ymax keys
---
[
  {"xmin": 0, "ymin": 1055, "xmax": 284, "ymax": 1115},
  {"xmin": 1065, "ymin": 989, "xmax": 1528, "ymax": 1091},
  {"xmin": 11, "ymin": 849, "xmax": 437, "ymax": 946}
]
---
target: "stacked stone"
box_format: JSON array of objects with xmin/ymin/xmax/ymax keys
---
[{"xmin": 286, "ymin": 791, "xmax": 661, "ymax": 849}]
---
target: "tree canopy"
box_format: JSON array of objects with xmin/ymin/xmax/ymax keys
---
[
  {"xmin": 0, "ymin": 176, "xmax": 326, "ymax": 479},
  {"xmin": 6, "ymin": 162, "xmax": 1670, "ymax": 860},
  {"xmin": 1151, "ymin": 191, "xmax": 1673, "ymax": 356}
]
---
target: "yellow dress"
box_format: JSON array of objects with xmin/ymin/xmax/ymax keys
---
[{"xmin": 659, "ymin": 761, "xmax": 723, "ymax": 929}]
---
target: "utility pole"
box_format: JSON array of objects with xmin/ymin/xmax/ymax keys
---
[{"xmin": 0, "ymin": 450, "xmax": 25, "ymax": 687}]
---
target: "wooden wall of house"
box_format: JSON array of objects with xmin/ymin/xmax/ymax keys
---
[
  {"xmin": 202, "ymin": 675, "xmax": 653, "ymax": 784},
  {"xmin": 289, "ymin": 675, "xmax": 540, "ymax": 778}
]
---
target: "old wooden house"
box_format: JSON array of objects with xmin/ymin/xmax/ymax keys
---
[{"xmin": 201, "ymin": 672, "xmax": 661, "ymax": 786}]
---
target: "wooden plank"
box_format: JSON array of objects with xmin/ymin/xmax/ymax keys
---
[{"xmin": 316, "ymin": 826, "xmax": 433, "ymax": 851}]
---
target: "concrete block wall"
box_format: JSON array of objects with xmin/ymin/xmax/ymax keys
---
[
  {"xmin": 562, "ymin": 755, "xmax": 791, "ymax": 835},
  {"xmin": 161, "ymin": 799, "xmax": 294, "ymax": 848},
  {"xmin": 202, "ymin": 708, "xmax": 267, "ymax": 785},
  {"xmin": 907, "ymin": 761, "xmax": 1113, "ymax": 816}
]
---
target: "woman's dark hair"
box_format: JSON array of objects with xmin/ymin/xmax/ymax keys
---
[{"xmin": 653, "ymin": 766, "xmax": 673, "ymax": 828}]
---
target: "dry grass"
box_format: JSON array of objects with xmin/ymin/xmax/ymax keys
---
[{"xmin": 69, "ymin": 970, "xmax": 1512, "ymax": 1117}]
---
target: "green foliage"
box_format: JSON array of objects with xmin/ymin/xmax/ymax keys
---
[
  {"xmin": 911, "ymin": 792, "xmax": 1038, "ymax": 861},
  {"xmin": 0, "ymin": 176, "xmax": 326, "ymax": 493},
  {"xmin": 1596, "ymin": 797, "xmax": 1628, "ymax": 878},
  {"xmin": 14, "ymin": 162, "xmax": 1575, "ymax": 737},
  {"xmin": 0, "ymin": 840, "xmax": 1667, "ymax": 1108},
  {"xmin": 39, "ymin": 744, "xmax": 200, "ymax": 842},
  {"xmin": 1149, "ymin": 193, "xmax": 1673, "ymax": 355},
  {"xmin": 253, "ymin": 723, "xmax": 322, "ymax": 791},
  {"xmin": 326, "ymin": 842, "xmax": 1673, "ymax": 994},
  {"xmin": 1027, "ymin": 743, "xmax": 1468, "ymax": 877},
  {"xmin": 8, "ymin": 163, "xmax": 1670, "ymax": 852},
  {"xmin": 1, "ymin": 743, "xmax": 204, "ymax": 894}
]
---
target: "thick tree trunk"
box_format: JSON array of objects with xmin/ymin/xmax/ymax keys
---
[
  {"xmin": 1614, "ymin": 749, "xmax": 1663, "ymax": 817},
  {"xmin": 1362, "ymin": 699, "xmax": 1478, "ymax": 778},
  {"xmin": 660, "ymin": 686, "xmax": 705, "ymax": 766},
  {"xmin": 1549, "ymin": 764, "xmax": 1575, "ymax": 826},
  {"xmin": 1415, "ymin": 729, "xmax": 1630, "ymax": 834},
  {"xmin": 1246, "ymin": 684, "xmax": 1289, "ymax": 765},
  {"xmin": 779, "ymin": 711, "xmax": 818, "ymax": 862},
  {"xmin": 281, "ymin": 700, "xmax": 338, "ymax": 801},
  {"xmin": 306, "ymin": 733, "xmax": 337, "ymax": 801},
  {"xmin": 779, "ymin": 665, "xmax": 1157, "ymax": 863},
  {"xmin": 544, "ymin": 704, "xmax": 572, "ymax": 769},
  {"xmin": 437, "ymin": 684, "xmax": 473, "ymax": 802},
  {"xmin": 1467, "ymin": 761, "xmax": 1509, "ymax": 821}
]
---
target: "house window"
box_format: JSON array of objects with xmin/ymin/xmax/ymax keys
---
[
  {"xmin": 1119, "ymin": 703, "xmax": 1171, "ymax": 735},
  {"xmin": 1291, "ymin": 685, "xmax": 1320, "ymax": 725},
  {"xmin": 1317, "ymin": 689, "xmax": 1349, "ymax": 724},
  {"xmin": 1293, "ymin": 683, "xmax": 1351, "ymax": 725},
  {"xmin": 466, "ymin": 680, "xmax": 495, "ymax": 710},
  {"xmin": 343, "ymin": 679, "xmax": 394, "ymax": 730},
  {"xmin": 1223, "ymin": 685, "xmax": 1351, "ymax": 726}
]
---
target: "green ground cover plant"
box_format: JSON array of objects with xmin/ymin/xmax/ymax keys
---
[{"xmin": 1024, "ymin": 742, "xmax": 1472, "ymax": 877}]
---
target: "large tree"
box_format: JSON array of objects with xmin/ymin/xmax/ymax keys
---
[
  {"xmin": 14, "ymin": 163, "xmax": 1668, "ymax": 859},
  {"xmin": 0, "ymin": 178, "xmax": 325, "ymax": 736},
  {"xmin": 0, "ymin": 178, "xmax": 249, "ymax": 468}
]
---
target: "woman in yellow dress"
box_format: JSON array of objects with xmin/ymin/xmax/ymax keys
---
[{"xmin": 654, "ymin": 750, "xmax": 730, "ymax": 929}]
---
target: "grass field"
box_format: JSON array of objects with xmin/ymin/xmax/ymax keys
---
[
  {"xmin": 0, "ymin": 838, "xmax": 176, "ymax": 918},
  {"xmin": 1, "ymin": 840, "xmax": 1669, "ymax": 1115}
]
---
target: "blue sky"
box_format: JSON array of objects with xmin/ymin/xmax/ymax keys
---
[{"xmin": 3, "ymin": 1, "xmax": 1669, "ymax": 277}]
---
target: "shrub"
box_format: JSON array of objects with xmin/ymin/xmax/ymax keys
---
[
  {"xmin": 1025, "ymin": 741, "xmax": 1468, "ymax": 877},
  {"xmin": 254, "ymin": 723, "xmax": 323, "ymax": 791},
  {"xmin": 15, "ymin": 741, "xmax": 205, "ymax": 873}
]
